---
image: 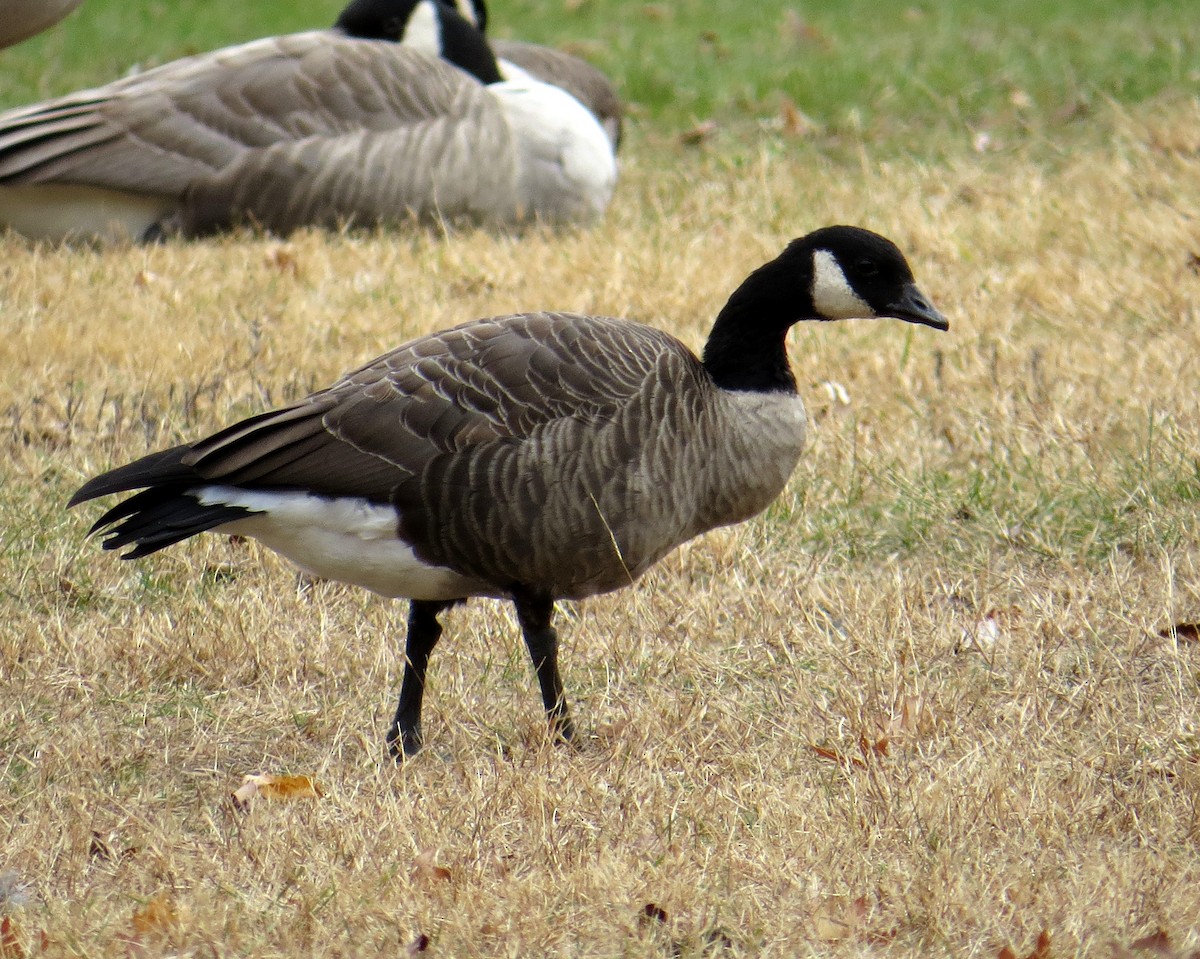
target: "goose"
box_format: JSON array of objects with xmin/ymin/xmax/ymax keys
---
[
  {"xmin": 69, "ymin": 226, "xmax": 949, "ymax": 758},
  {"xmin": 0, "ymin": 0, "xmax": 84, "ymax": 49},
  {"xmin": 0, "ymin": 0, "xmax": 616, "ymax": 242}
]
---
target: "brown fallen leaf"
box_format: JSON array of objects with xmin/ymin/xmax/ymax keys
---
[
  {"xmin": 1, "ymin": 917, "xmax": 24, "ymax": 959},
  {"xmin": 265, "ymin": 245, "xmax": 300, "ymax": 277},
  {"xmin": 999, "ymin": 929, "xmax": 1051, "ymax": 959},
  {"xmin": 231, "ymin": 773, "xmax": 324, "ymax": 807},
  {"xmin": 639, "ymin": 903, "xmax": 668, "ymax": 927},
  {"xmin": 811, "ymin": 895, "xmax": 867, "ymax": 941},
  {"xmin": 679, "ymin": 120, "xmax": 717, "ymax": 146},
  {"xmin": 780, "ymin": 9, "xmax": 831, "ymax": 47},
  {"xmin": 810, "ymin": 744, "xmax": 866, "ymax": 769},
  {"xmin": 897, "ymin": 694, "xmax": 936, "ymax": 737},
  {"xmin": 413, "ymin": 850, "xmax": 452, "ymax": 883},
  {"xmin": 1158, "ymin": 623, "xmax": 1200, "ymax": 643},
  {"xmin": 131, "ymin": 892, "xmax": 178, "ymax": 937},
  {"xmin": 779, "ymin": 97, "xmax": 819, "ymax": 138}
]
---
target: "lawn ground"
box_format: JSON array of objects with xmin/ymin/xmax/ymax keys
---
[{"xmin": 2, "ymin": 1, "xmax": 1199, "ymax": 955}]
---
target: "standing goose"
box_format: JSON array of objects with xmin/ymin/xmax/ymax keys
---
[
  {"xmin": 0, "ymin": 0, "xmax": 84, "ymax": 49},
  {"xmin": 0, "ymin": 0, "xmax": 615, "ymax": 242},
  {"xmin": 69, "ymin": 226, "xmax": 949, "ymax": 757}
]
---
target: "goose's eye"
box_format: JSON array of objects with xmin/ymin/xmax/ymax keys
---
[{"xmin": 856, "ymin": 260, "xmax": 879, "ymax": 277}]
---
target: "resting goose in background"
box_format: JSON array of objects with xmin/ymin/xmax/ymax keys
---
[
  {"xmin": 70, "ymin": 226, "xmax": 949, "ymax": 758},
  {"xmin": 0, "ymin": 0, "xmax": 616, "ymax": 242},
  {"xmin": 0, "ymin": 0, "xmax": 84, "ymax": 49}
]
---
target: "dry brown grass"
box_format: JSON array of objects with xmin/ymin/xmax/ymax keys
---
[{"xmin": 3, "ymin": 96, "xmax": 1200, "ymax": 956}]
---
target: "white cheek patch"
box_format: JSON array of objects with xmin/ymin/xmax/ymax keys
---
[
  {"xmin": 811, "ymin": 249, "xmax": 875, "ymax": 320},
  {"xmin": 402, "ymin": 1, "xmax": 442, "ymax": 57},
  {"xmin": 452, "ymin": 0, "xmax": 480, "ymax": 27}
]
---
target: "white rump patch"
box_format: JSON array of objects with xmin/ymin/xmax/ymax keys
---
[
  {"xmin": 0, "ymin": 184, "xmax": 172, "ymax": 243},
  {"xmin": 490, "ymin": 79, "xmax": 617, "ymax": 222},
  {"xmin": 811, "ymin": 249, "xmax": 875, "ymax": 320},
  {"xmin": 196, "ymin": 487, "xmax": 483, "ymax": 601},
  {"xmin": 401, "ymin": 0, "xmax": 442, "ymax": 57}
]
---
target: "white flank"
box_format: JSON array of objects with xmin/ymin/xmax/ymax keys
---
[
  {"xmin": 195, "ymin": 487, "xmax": 484, "ymax": 601},
  {"xmin": 0, "ymin": 184, "xmax": 173, "ymax": 243},
  {"xmin": 400, "ymin": 0, "xmax": 442, "ymax": 57},
  {"xmin": 490, "ymin": 80, "xmax": 617, "ymax": 222},
  {"xmin": 811, "ymin": 249, "xmax": 875, "ymax": 320}
]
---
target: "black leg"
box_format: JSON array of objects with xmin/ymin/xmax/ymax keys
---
[
  {"xmin": 387, "ymin": 599, "xmax": 456, "ymax": 760},
  {"xmin": 512, "ymin": 588, "xmax": 576, "ymax": 744}
]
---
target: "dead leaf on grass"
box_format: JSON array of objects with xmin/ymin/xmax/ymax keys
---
[
  {"xmin": 999, "ymin": 928, "xmax": 1051, "ymax": 959},
  {"xmin": 639, "ymin": 902, "xmax": 669, "ymax": 927},
  {"xmin": 811, "ymin": 895, "xmax": 867, "ymax": 941},
  {"xmin": 780, "ymin": 9, "xmax": 830, "ymax": 47},
  {"xmin": 810, "ymin": 744, "xmax": 866, "ymax": 769},
  {"xmin": 231, "ymin": 773, "xmax": 324, "ymax": 808},
  {"xmin": 1112, "ymin": 928, "xmax": 1200, "ymax": 957},
  {"xmin": 779, "ymin": 97, "xmax": 820, "ymax": 138},
  {"xmin": 1158, "ymin": 623, "xmax": 1200, "ymax": 644},
  {"xmin": 1, "ymin": 917, "xmax": 25, "ymax": 959},
  {"xmin": 895, "ymin": 694, "xmax": 936, "ymax": 737},
  {"xmin": 413, "ymin": 850, "xmax": 452, "ymax": 883},
  {"xmin": 679, "ymin": 120, "xmax": 717, "ymax": 146},
  {"xmin": 131, "ymin": 893, "xmax": 178, "ymax": 937},
  {"xmin": 265, "ymin": 245, "xmax": 300, "ymax": 276}
]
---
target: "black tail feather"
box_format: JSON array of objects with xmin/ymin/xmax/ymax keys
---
[
  {"xmin": 90, "ymin": 487, "xmax": 252, "ymax": 559},
  {"xmin": 69, "ymin": 445, "xmax": 197, "ymax": 508}
]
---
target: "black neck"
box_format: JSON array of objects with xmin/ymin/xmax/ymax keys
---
[
  {"xmin": 335, "ymin": 0, "xmax": 408, "ymax": 39},
  {"xmin": 334, "ymin": 0, "xmax": 503, "ymax": 85},
  {"xmin": 438, "ymin": 9, "xmax": 502, "ymax": 83},
  {"xmin": 701, "ymin": 257, "xmax": 807, "ymax": 394}
]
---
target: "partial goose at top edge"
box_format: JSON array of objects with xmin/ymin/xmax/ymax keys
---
[
  {"xmin": 0, "ymin": 0, "xmax": 84, "ymax": 49},
  {"xmin": 68, "ymin": 225, "xmax": 949, "ymax": 759},
  {"xmin": 0, "ymin": 0, "xmax": 617, "ymax": 243}
]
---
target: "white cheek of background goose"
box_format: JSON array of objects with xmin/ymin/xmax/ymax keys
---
[
  {"xmin": 196, "ymin": 487, "xmax": 474, "ymax": 600},
  {"xmin": 401, "ymin": 0, "xmax": 442, "ymax": 56},
  {"xmin": 810, "ymin": 249, "xmax": 876, "ymax": 320}
]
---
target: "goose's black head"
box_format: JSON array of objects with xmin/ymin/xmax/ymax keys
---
[
  {"xmin": 334, "ymin": 0, "xmax": 502, "ymax": 84},
  {"xmin": 703, "ymin": 225, "xmax": 949, "ymax": 392},
  {"xmin": 798, "ymin": 225, "xmax": 948, "ymax": 330}
]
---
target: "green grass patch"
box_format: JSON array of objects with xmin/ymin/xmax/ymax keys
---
[{"xmin": 1, "ymin": 0, "xmax": 1194, "ymax": 155}]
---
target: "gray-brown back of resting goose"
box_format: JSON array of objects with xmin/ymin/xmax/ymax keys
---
[
  {"xmin": 0, "ymin": 0, "xmax": 615, "ymax": 242},
  {"xmin": 69, "ymin": 225, "xmax": 949, "ymax": 758},
  {"xmin": 0, "ymin": 0, "xmax": 84, "ymax": 48}
]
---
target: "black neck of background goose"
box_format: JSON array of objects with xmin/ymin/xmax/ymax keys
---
[
  {"xmin": 334, "ymin": 0, "xmax": 409, "ymax": 39},
  {"xmin": 440, "ymin": 0, "xmax": 487, "ymax": 34},
  {"xmin": 334, "ymin": 0, "xmax": 503, "ymax": 84},
  {"xmin": 701, "ymin": 252, "xmax": 809, "ymax": 394},
  {"xmin": 437, "ymin": 8, "xmax": 503, "ymax": 83}
]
